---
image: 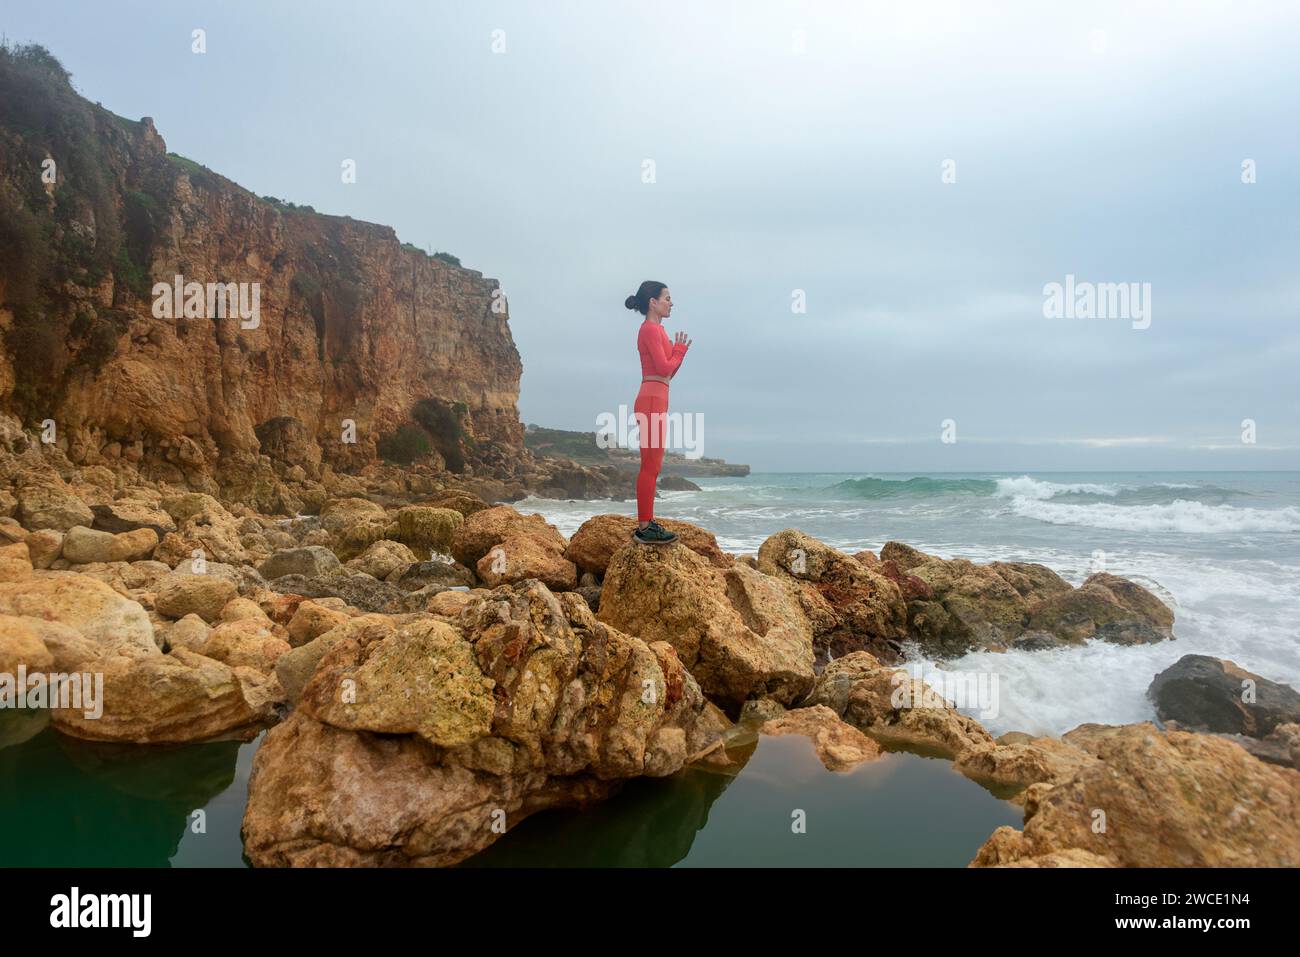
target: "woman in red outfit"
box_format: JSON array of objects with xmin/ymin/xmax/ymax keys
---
[{"xmin": 624, "ymin": 280, "xmax": 691, "ymax": 544}]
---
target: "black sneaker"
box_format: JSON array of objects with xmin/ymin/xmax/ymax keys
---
[{"xmin": 633, "ymin": 521, "xmax": 678, "ymax": 544}]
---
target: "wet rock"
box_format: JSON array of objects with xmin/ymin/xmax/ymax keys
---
[{"xmin": 1149, "ymin": 655, "xmax": 1300, "ymax": 738}]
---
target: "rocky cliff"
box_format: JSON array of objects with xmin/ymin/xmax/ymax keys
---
[{"xmin": 0, "ymin": 44, "xmax": 526, "ymax": 503}]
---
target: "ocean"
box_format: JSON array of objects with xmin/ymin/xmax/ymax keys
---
[{"xmin": 521, "ymin": 471, "xmax": 1300, "ymax": 738}]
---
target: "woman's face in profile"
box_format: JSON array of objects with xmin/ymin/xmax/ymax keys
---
[{"xmin": 650, "ymin": 289, "xmax": 672, "ymax": 319}]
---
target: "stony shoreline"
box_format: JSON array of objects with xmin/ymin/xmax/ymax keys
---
[{"xmin": 2, "ymin": 428, "xmax": 1298, "ymax": 868}]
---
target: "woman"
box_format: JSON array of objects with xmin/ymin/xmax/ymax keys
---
[{"xmin": 625, "ymin": 280, "xmax": 691, "ymax": 544}]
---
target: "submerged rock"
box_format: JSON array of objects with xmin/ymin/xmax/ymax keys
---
[{"xmin": 759, "ymin": 704, "xmax": 882, "ymax": 771}]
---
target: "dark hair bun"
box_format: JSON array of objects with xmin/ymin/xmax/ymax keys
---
[{"xmin": 624, "ymin": 294, "xmax": 639, "ymax": 311}]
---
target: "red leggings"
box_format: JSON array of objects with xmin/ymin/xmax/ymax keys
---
[{"xmin": 634, "ymin": 381, "xmax": 669, "ymax": 522}]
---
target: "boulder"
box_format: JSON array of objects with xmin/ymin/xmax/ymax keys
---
[
  {"xmin": 423, "ymin": 491, "xmax": 491, "ymax": 517},
  {"xmin": 154, "ymin": 572, "xmax": 239, "ymax": 623},
  {"xmin": 389, "ymin": 559, "xmax": 475, "ymax": 592},
  {"xmin": 262, "ymin": 572, "xmax": 408, "ymax": 615},
  {"xmin": 62, "ymin": 525, "xmax": 158, "ymax": 564},
  {"xmin": 163, "ymin": 614, "xmax": 211, "ymax": 653},
  {"xmin": 879, "ymin": 541, "xmax": 936, "ymax": 572},
  {"xmin": 258, "ymin": 546, "xmax": 341, "ymax": 580},
  {"xmin": 805, "ymin": 652, "xmax": 996, "ymax": 758},
  {"xmin": 971, "ymin": 723, "xmax": 1300, "ymax": 867},
  {"xmin": 0, "ymin": 574, "xmax": 157, "ymax": 658},
  {"xmin": 242, "ymin": 580, "xmax": 729, "ymax": 866},
  {"xmin": 564, "ymin": 514, "xmax": 730, "ymax": 575},
  {"xmin": 345, "ymin": 540, "xmax": 417, "ymax": 580},
  {"xmin": 15, "ymin": 478, "xmax": 94, "ymax": 531},
  {"xmin": 155, "ymin": 493, "xmax": 249, "ymax": 565},
  {"xmin": 1148, "ymin": 655, "xmax": 1300, "ymax": 738},
  {"xmin": 387, "ymin": 506, "xmax": 462, "ymax": 557},
  {"xmin": 23, "ymin": 529, "xmax": 63, "ymax": 568},
  {"xmin": 319, "ymin": 497, "xmax": 387, "ymax": 532},
  {"xmin": 1024, "ymin": 574, "xmax": 1173, "ymax": 645},
  {"xmin": 90, "ymin": 500, "xmax": 176, "ymax": 537},
  {"xmin": 475, "ymin": 533, "xmax": 578, "ymax": 591},
  {"xmin": 598, "ymin": 541, "xmax": 815, "ymax": 710},
  {"xmin": 953, "ymin": 732, "xmax": 1099, "ymax": 802},
  {"xmin": 50, "ymin": 648, "xmax": 281, "ymax": 743},
  {"xmin": 199, "ymin": 619, "xmax": 291, "ymax": 674},
  {"xmin": 286, "ymin": 600, "xmax": 353, "ymax": 647},
  {"xmin": 450, "ymin": 505, "xmax": 567, "ymax": 570},
  {"xmin": 756, "ymin": 529, "xmax": 909, "ymax": 664}
]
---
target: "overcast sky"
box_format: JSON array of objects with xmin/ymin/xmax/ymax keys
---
[{"xmin": 10, "ymin": 0, "xmax": 1299, "ymax": 471}]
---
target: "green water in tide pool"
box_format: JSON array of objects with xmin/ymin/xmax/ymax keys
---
[{"xmin": 0, "ymin": 712, "xmax": 1023, "ymax": 867}]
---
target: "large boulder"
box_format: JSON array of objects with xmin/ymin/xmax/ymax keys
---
[
  {"xmin": 475, "ymin": 533, "xmax": 578, "ymax": 591},
  {"xmin": 449, "ymin": 505, "xmax": 567, "ymax": 570},
  {"xmin": 953, "ymin": 731, "xmax": 1100, "ymax": 803},
  {"xmin": 90, "ymin": 500, "xmax": 176, "ymax": 537},
  {"xmin": 423, "ymin": 491, "xmax": 491, "ymax": 517},
  {"xmin": 390, "ymin": 559, "xmax": 475, "ymax": 592},
  {"xmin": 242, "ymin": 580, "xmax": 729, "ymax": 866},
  {"xmin": 259, "ymin": 546, "xmax": 342, "ymax": 580},
  {"xmin": 345, "ymin": 540, "xmax": 417, "ymax": 580},
  {"xmin": 564, "ymin": 514, "xmax": 731, "ymax": 576},
  {"xmin": 50, "ymin": 647, "xmax": 281, "ymax": 744},
  {"xmin": 906, "ymin": 557, "xmax": 1035, "ymax": 655},
  {"xmin": 387, "ymin": 506, "xmax": 462, "ymax": 558},
  {"xmin": 889, "ymin": 548, "xmax": 1172, "ymax": 656},
  {"xmin": 285, "ymin": 599, "xmax": 353, "ymax": 647},
  {"xmin": 756, "ymin": 529, "xmax": 909, "ymax": 664},
  {"xmin": 15, "ymin": 477, "xmax": 94, "ymax": 531},
  {"xmin": 62, "ymin": 525, "xmax": 159, "ymax": 564},
  {"xmin": 154, "ymin": 572, "xmax": 240, "ymax": 623},
  {"xmin": 599, "ymin": 541, "xmax": 815, "ymax": 710},
  {"xmin": 0, "ymin": 574, "xmax": 157, "ymax": 658},
  {"xmin": 261, "ymin": 572, "xmax": 408, "ymax": 615},
  {"xmin": 319, "ymin": 497, "xmax": 387, "ymax": 532},
  {"xmin": 1024, "ymin": 573, "xmax": 1173, "ymax": 645},
  {"xmin": 199, "ymin": 619, "xmax": 292, "ymax": 674},
  {"xmin": 971, "ymin": 723, "xmax": 1300, "ymax": 867},
  {"xmin": 154, "ymin": 493, "xmax": 248, "ymax": 565},
  {"xmin": 1148, "ymin": 655, "xmax": 1300, "ymax": 738}
]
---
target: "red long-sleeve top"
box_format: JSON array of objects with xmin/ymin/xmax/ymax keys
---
[{"xmin": 638, "ymin": 320, "xmax": 687, "ymax": 378}]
